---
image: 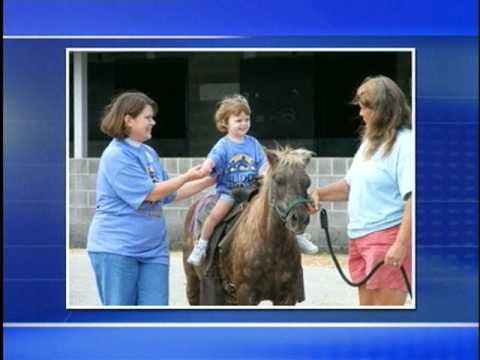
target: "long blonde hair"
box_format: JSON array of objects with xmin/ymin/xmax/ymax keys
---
[{"xmin": 352, "ymin": 76, "xmax": 411, "ymax": 158}]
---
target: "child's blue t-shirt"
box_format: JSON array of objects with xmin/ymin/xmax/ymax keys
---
[
  {"xmin": 345, "ymin": 128, "xmax": 413, "ymax": 239},
  {"xmin": 208, "ymin": 135, "xmax": 267, "ymax": 196},
  {"xmin": 87, "ymin": 139, "xmax": 176, "ymax": 264}
]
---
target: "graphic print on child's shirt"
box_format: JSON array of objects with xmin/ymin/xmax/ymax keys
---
[{"xmin": 224, "ymin": 153, "xmax": 258, "ymax": 189}]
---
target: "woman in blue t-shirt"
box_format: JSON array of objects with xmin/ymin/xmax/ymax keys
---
[
  {"xmin": 309, "ymin": 76, "xmax": 413, "ymax": 306},
  {"xmin": 87, "ymin": 91, "xmax": 213, "ymax": 306}
]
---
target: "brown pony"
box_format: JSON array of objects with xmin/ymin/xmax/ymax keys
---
[{"xmin": 183, "ymin": 147, "xmax": 314, "ymax": 305}]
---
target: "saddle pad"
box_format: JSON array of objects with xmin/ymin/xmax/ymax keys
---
[
  {"xmin": 190, "ymin": 187, "xmax": 259, "ymax": 243},
  {"xmin": 190, "ymin": 193, "xmax": 217, "ymax": 242},
  {"xmin": 202, "ymin": 204, "xmax": 246, "ymax": 273}
]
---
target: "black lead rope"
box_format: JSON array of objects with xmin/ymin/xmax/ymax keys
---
[{"xmin": 319, "ymin": 208, "xmax": 412, "ymax": 298}]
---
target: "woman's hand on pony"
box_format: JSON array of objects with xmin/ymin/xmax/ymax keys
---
[{"xmin": 306, "ymin": 189, "xmax": 321, "ymax": 214}]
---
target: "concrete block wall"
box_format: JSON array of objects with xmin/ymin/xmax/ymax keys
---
[{"xmin": 69, "ymin": 157, "xmax": 352, "ymax": 251}]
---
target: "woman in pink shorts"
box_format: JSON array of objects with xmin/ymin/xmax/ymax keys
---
[{"xmin": 309, "ymin": 75, "xmax": 413, "ymax": 305}]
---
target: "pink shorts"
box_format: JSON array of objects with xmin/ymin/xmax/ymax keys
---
[{"xmin": 348, "ymin": 225, "xmax": 412, "ymax": 293}]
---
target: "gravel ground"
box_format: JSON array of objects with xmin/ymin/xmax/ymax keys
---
[{"xmin": 68, "ymin": 249, "xmax": 364, "ymax": 308}]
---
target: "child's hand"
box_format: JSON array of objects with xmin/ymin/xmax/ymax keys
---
[{"xmin": 185, "ymin": 165, "xmax": 209, "ymax": 181}]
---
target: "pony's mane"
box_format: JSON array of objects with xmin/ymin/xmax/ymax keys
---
[
  {"xmin": 252, "ymin": 146, "xmax": 313, "ymax": 200},
  {"xmin": 266, "ymin": 146, "xmax": 314, "ymax": 169}
]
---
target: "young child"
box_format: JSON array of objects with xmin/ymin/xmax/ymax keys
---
[{"xmin": 187, "ymin": 95, "xmax": 318, "ymax": 266}]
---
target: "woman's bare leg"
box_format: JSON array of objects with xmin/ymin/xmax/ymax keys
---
[{"xmin": 358, "ymin": 286, "xmax": 407, "ymax": 306}]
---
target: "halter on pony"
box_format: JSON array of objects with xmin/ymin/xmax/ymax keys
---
[{"xmin": 270, "ymin": 196, "xmax": 313, "ymax": 234}]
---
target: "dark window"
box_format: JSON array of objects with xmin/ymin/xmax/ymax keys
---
[
  {"xmin": 87, "ymin": 54, "xmax": 188, "ymax": 157},
  {"xmin": 71, "ymin": 52, "xmax": 411, "ymax": 158},
  {"xmin": 314, "ymin": 52, "xmax": 411, "ymax": 156},
  {"xmin": 240, "ymin": 55, "xmax": 315, "ymax": 151}
]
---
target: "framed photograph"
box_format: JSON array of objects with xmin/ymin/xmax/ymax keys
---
[{"xmin": 66, "ymin": 48, "xmax": 416, "ymax": 309}]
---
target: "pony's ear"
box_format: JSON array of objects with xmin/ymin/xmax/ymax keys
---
[
  {"xmin": 265, "ymin": 148, "xmax": 279, "ymax": 168},
  {"xmin": 291, "ymin": 149, "xmax": 315, "ymax": 167}
]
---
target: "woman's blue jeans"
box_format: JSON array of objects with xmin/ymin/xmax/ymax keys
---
[{"xmin": 88, "ymin": 252, "xmax": 169, "ymax": 305}]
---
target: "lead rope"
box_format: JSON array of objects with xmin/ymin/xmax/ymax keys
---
[{"xmin": 320, "ymin": 208, "xmax": 412, "ymax": 298}]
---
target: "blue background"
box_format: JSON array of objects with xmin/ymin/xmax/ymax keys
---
[
  {"xmin": 3, "ymin": 0, "xmax": 478, "ymax": 358},
  {"xmin": 4, "ymin": 327, "xmax": 478, "ymax": 359}
]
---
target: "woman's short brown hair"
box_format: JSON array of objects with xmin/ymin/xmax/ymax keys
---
[
  {"xmin": 214, "ymin": 94, "xmax": 251, "ymax": 132},
  {"xmin": 100, "ymin": 91, "xmax": 158, "ymax": 138}
]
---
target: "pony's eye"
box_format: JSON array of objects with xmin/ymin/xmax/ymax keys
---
[{"xmin": 303, "ymin": 177, "xmax": 311, "ymax": 189}]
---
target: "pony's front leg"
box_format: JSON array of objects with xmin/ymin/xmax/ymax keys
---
[
  {"xmin": 235, "ymin": 283, "xmax": 259, "ymax": 305},
  {"xmin": 273, "ymin": 284, "xmax": 298, "ymax": 306},
  {"xmin": 272, "ymin": 295, "xmax": 297, "ymax": 306}
]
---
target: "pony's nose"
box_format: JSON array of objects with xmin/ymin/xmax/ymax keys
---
[
  {"xmin": 299, "ymin": 212, "xmax": 310, "ymax": 227},
  {"xmin": 290, "ymin": 213, "xmax": 298, "ymax": 227},
  {"xmin": 289, "ymin": 211, "xmax": 309, "ymax": 228}
]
